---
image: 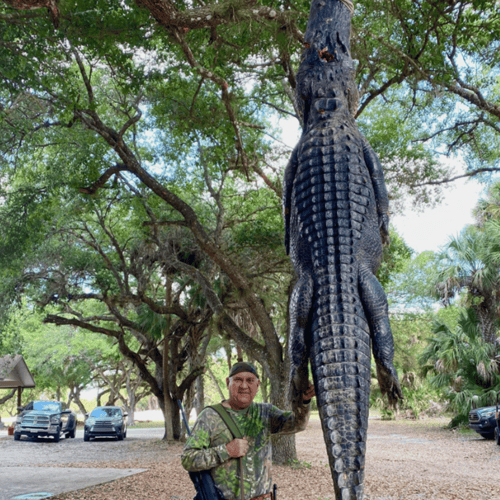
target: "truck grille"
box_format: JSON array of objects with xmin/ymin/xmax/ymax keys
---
[
  {"xmin": 469, "ymin": 411, "xmax": 480, "ymax": 423},
  {"xmin": 94, "ymin": 420, "xmax": 115, "ymax": 432},
  {"xmin": 22, "ymin": 415, "xmax": 50, "ymax": 428}
]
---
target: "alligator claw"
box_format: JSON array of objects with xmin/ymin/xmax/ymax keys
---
[
  {"xmin": 376, "ymin": 362, "xmax": 403, "ymax": 408},
  {"xmin": 288, "ymin": 364, "xmax": 310, "ymax": 411}
]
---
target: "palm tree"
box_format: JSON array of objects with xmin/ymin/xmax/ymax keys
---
[
  {"xmin": 420, "ymin": 309, "xmax": 500, "ymax": 425},
  {"xmin": 435, "ymin": 226, "xmax": 500, "ymax": 345}
]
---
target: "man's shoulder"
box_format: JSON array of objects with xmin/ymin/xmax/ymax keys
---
[
  {"xmin": 251, "ymin": 402, "xmax": 283, "ymax": 417},
  {"xmin": 253, "ymin": 402, "xmax": 273, "ymax": 411},
  {"xmin": 200, "ymin": 404, "xmax": 223, "ymax": 414},
  {"xmin": 196, "ymin": 405, "xmax": 232, "ymax": 427}
]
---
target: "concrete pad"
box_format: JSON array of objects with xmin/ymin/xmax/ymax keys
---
[{"xmin": 0, "ymin": 467, "xmax": 146, "ymax": 500}]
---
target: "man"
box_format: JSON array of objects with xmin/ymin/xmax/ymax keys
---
[{"xmin": 181, "ymin": 362, "xmax": 315, "ymax": 500}]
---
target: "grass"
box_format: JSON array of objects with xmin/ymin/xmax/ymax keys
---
[
  {"xmin": 286, "ymin": 458, "xmax": 312, "ymax": 469},
  {"xmin": 456, "ymin": 426, "xmax": 477, "ymax": 436},
  {"xmin": 129, "ymin": 421, "xmax": 165, "ymax": 429}
]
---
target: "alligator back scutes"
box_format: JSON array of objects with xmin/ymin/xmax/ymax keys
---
[{"xmin": 284, "ymin": 2, "xmax": 402, "ymax": 498}]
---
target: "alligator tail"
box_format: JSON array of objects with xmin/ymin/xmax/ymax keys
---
[{"xmin": 310, "ymin": 256, "xmax": 371, "ymax": 500}]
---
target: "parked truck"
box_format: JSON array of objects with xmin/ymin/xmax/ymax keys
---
[{"xmin": 14, "ymin": 400, "xmax": 76, "ymax": 442}]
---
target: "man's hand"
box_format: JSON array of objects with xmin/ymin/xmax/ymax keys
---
[
  {"xmin": 303, "ymin": 382, "xmax": 315, "ymax": 404},
  {"xmin": 226, "ymin": 437, "xmax": 249, "ymax": 458}
]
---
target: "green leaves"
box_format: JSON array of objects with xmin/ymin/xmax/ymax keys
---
[{"xmin": 419, "ymin": 307, "xmax": 500, "ymax": 424}]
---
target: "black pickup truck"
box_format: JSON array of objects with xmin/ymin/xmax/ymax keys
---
[
  {"xmin": 495, "ymin": 392, "xmax": 500, "ymax": 446},
  {"xmin": 14, "ymin": 400, "xmax": 77, "ymax": 442},
  {"xmin": 468, "ymin": 404, "xmax": 497, "ymax": 439}
]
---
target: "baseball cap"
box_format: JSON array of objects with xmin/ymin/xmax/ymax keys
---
[{"xmin": 228, "ymin": 362, "xmax": 259, "ymax": 379}]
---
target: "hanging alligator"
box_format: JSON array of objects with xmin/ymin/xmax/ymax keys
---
[{"xmin": 283, "ymin": 0, "xmax": 403, "ymax": 498}]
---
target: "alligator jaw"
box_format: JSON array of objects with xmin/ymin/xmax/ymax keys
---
[{"xmin": 296, "ymin": 0, "xmax": 359, "ymax": 126}]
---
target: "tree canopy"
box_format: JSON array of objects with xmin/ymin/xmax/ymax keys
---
[{"xmin": 2, "ymin": 0, "xmax": 500, "ymax": 446}]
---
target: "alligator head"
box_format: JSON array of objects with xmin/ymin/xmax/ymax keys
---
[{"xmin": 296, "ymin": 0, "xmax": 359, "ymax": 129}]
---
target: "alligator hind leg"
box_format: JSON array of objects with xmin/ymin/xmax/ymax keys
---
[
  {"xmin": 358, "ymin": 264, "xmax": 403, "ymax": 406},
  {"xmin": 288, "ymin": 270, "xmax": 314, "ymax": 410}
]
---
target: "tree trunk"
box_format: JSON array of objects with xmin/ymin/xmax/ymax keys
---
[
  {"xmin": 270, "ymin": 364, "xmax": 297, "ymax": 464},
  {"xmin": 171, "ymin": 396, "xmax": 182, "ymax": 440},
  {"xmin": 224, "ymin": 341, "xmax": 232, "ymax": 371},
  {"xmin": 260, "ymin": 369, "xmax": 268, "ymax": 403},
  {"xmin": 72, "ymin": 389, "xmax": 88, "ymax": 416},
  {"xmin": 97, "ymin": 388, "xmax": 110, "ymax": 406},
  {"xmin": 207, "ymin": 366, "xmax": 226, "ymax": 401},
  {"xmin": 269, "ymin": 355, "xmax": 297, "ymax": 464},
  {"xmin": 181, "ymin": 385, "xmax": 196, "ymax": 439},
  {"xmin": 475, "ymin": 301, "xmax": 498, "ymax": 345},
  {"xmin": 163, "ymin": 276, "xmax": 173, "ymax": 440},
  {"xmin": 163, "ymin": 378, "xmax": 175, "ymax": 440},
  {"xmin": 196, "ymin": 373, "xmax": 204, "ymax": 415},
  {"xmin": 126, "ymin": 389, "xmax": 136, "ymax": 426},
  {"xmin": 0, "ymin": 388, "xmax": 16, "ymax": 405},
  {"xmin": 236, "ymin": 344, "xmax": 243, "ymax": 363}
]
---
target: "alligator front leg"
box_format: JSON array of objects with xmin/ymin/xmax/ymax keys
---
[
  {"xmin": 288, "ymin": 269, "xmax": 314, "ymax": 411},
  {"xmin": 358, "ymin": 264, "xmax": 402, "ymax": 406}
]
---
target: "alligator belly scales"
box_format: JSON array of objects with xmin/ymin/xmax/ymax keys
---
[{"xmin": 283, "ymin": 1, "xmax": 403, "ymax": 499}]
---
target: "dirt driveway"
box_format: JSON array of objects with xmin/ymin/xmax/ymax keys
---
[{"xmin": 13, "ymin": 417, "xmax": 500, "ymax": 500}]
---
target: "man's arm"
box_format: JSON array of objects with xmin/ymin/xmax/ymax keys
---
[{"xmin": 269, "ymin": 383, "xmax": 315, "ymax": 435}]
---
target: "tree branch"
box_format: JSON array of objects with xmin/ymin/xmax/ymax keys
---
[
  {"xmin": 413, "ymin": 167, "xmax": 500, "ymax": 187},
  {"xmin": 79, "ymin": 164, "xmax": 129, "ymax": 194}
]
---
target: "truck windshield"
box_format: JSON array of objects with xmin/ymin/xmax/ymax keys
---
[
  {"xmin": 90, "ymin": 408, "xmax": 122, "ymax": 418},
  {"xmin": 33, "ymin": 401, "xmax": 61, "ymax": 412}
]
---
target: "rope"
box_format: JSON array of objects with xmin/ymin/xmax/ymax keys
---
[{"xmin": 339, "ymin": 0, "xmax": 354, "ymax": 16}]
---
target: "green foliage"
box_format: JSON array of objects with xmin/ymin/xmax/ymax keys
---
[
  {"xmin": 387, "ymin": 250, "xmax": 444, "ymax": 310},
  {"xmin": 419, "ymin": 308, "xmax": 500, "ymax": 425},
  {"xmin": 286, "ymin": 459, "xmax": 312, "ymax": 469},
  {"xmin": 1, "ymin": 299, "xmax": 118, "ymax": 395},
  {"xmin": 377, "ymin": 226, "xmax": 413, "ymax": 289},
  {"xmin": 2, "ymin": 0, "xmax": 500, "ymax": 444},
  {"xmin": 370, "ymin": 310, "xmax": 447, "ymax": 419},
  {"xmin": 390, "ymin": 312, "xmax": 433, "ymax": 376},
  {"xmin": 354, "ymin": 0, "xmax": 500, "ymax": 183},
  {"xmin": 399, "ymin": 384, "xmax": 441, "ymax": 420},
  {"xmin": 433, "ymin": 225, "xmax": 500, "ymax": 344},
  {"xmin": 358, "ymin": 95, "xmax": 445, "ymax": 208}
]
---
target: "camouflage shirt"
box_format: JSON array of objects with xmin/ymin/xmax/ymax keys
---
[{"xmin": 181, "ymin": 402, "xmax": 310, "ymax": 500}]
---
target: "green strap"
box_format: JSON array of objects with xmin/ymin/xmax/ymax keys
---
[
  {"xmin": 209, "ymin": 403, "xmax": 246, "ymax": 500},
  {"xmin": 208, "ymin": 403, "xmax": 244, "ymax": 439}
]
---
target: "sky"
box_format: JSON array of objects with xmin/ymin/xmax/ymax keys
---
[{"xmin": 391, "ymin": 173, "xmax": 485, "ymax": 255}]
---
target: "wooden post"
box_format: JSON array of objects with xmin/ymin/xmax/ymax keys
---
[{"xmin": 17, "ymin": 387, "xmax": 22, "ymax": 411}]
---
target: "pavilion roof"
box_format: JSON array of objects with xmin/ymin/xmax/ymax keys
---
[{"xmin": 0, "ymin": 355, "xmax": 36, "ymax": 389}]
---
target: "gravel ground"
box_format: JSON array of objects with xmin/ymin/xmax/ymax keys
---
[
  {"xmin": 0, "ymin": 429, "xmax": 165, "ymax": 467},
  {"xmin": 3, "ymin": 417, "xmax": 499, "ymax": 500}
]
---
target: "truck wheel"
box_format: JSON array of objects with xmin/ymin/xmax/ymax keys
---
[
  {"xmin": 14, "ymin": 432, "xmax": 21, "ymax": 441},
  {"xmin": 70, "ymin": 427, "xmax": 76, "ymax": 438},
  {"xmin": 480, "ymin": 432, "xmax": 494, "ymax": 440},
  {"xmin": 83, "ymin": 431, "xmax": 90, "ymax": 442},
  {"xmin": 495, "ymin": 427, "xmax": 500, "ymax": 446},
  {"xmin": 53, "ymin": 427, "xmax": 61, "ymax": 442},
  {"xmin": 117, "ymin": 431, "xmax": 124, "ymax": 441}
]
